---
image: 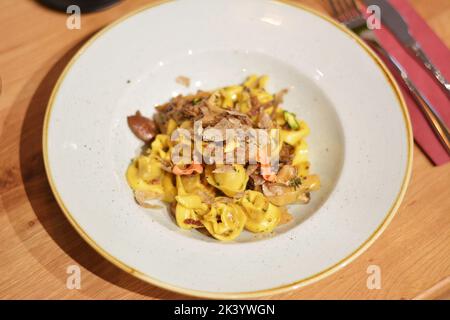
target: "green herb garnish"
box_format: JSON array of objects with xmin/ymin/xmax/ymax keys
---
[
  {"xmin": 289, "ymin": 177, "xmax": 302, "ymax": 189},
  {"xmin": 284, "ymin": 111, "xmax": 299, "ymax": 130}
]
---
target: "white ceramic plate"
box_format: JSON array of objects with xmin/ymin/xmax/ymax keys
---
[{"xmin": 44, "ymin": 0, "xmax": 412, "ymax": 298}]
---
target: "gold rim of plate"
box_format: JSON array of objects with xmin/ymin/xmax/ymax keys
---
[{"xmin": 42, "ymin": 0, "xmax": 413, "ymax": 299}]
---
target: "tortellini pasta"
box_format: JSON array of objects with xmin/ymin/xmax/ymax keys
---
[
  {"xmin": 175, "ymin": 194, "xmax": 209, "ymax": 229},
  {"xmin": 300, "ymin": 174, "xmax": 321, "ymax": 191},
  {"xmin": 179, "ymin": 174, "xmax": 216, "ymax": 203},
  {"xmin": 127, "ymin": 158, "xmax": 176, "ymax": 203},
  {"xmin": 292, "ymin": 140, "xmax": 309, "ymax": 167},
  {"xmin": 280, "ymin": 121, "xmax": 310, "ymax": 146},
  {"xmin": 136, "ymin": 155, "xmax": 162, "ymax": 182},
  {"xmin": 279, "ymin": 121, "xmax": 318, "ymax": 189},
  {"xmin": 127, "ymin": 156, "xmax": 160, "ymax": 192},
  {"xmin": 243, "ymin": 75, "xmax": 273, "ymax": 103},
  {"xmin": 149, "ymin": 134, "xmax": 172, "ymax": 161},
  {"xmin": 174, "ymin": 176, "xmax": 209, "ymax": 229},
  {"xmin": 205, "ymin": 164, "xmax": 249, "ymax": 197},
  {"xmin": 207, "ymin": 75, "xmax": 275, "ymax": 111},
  {"xmin": 166, "ymin": 118, "xmax": 178, "ymax": 135},
  {"xmin": 239, "ymin": 190, "xmax": 281, "ymax": 233},
  {"xmin": 202, "ymin": 198, "xmax": 247, "ymax": 241},
  {"xmin": 126, "ymin": 74, "xmax": 320, "ymax": 241},
  {"xmin": 127, "ymin": 135, "xmax": 176, "ymax": 203},
  {"xmin": 238, "ymin": 90, "xmax": 252, "ymax": 113},
  {"xmin": 160, "ymin": 173, "xmax": 177, "ymax": 203},
  {"xmin": 220, "ymin": 85, "xmax": 243, "ymax": 109},
  {"xmin": 296, "ymin": 161, "xmax": 311, "ymax": 178}
]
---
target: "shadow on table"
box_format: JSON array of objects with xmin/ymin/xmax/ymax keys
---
[{"xmin": 12, "ymin": 34, "xmax": 192, "ymax": 299}]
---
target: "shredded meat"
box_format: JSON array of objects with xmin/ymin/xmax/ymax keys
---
[
  {"xmin": 134, "ymin": 190, "xmax": 162, "ymax": 208},
  {"xmin": 279, "ymin": 143, "xmax": 294, "ymax": 164},
  {"xmin": 249, "ymin": 164, "xmax": 265, "ymax": 186},
  {"xmin": 251, "ymin": 174, "xmax": 265, "ymax": 186},
  {"xmin": 202, "ymin": 107, "xmax": 253, "ymax": 128},
  {"xmin": 175, "ymin": 76, "xmax": 190, "ymax": 87},
  {"xmin": 213, "ymin": 165, "xmax": 235, "ymax": 173},
  {"xmin": 249, "ymin": 96, "xmax": 261, "ymax": 116},
  {"xmin": 257, "ymin": 112, "xmax": 273, "ymax": 129},
  {"xmin": 182, "ymin": 104, "xmax": 202, "ymax": 118},
  {"xmin": 276, "ymin": 165, "xmax": 297, "ymax": 185},
  {"xmin": 154, "ymin": 92, "xmax": 215, "ymax": 129},
  {"xmin": 274, "ymin": 89, "xmax": 289, "ymax": 106},
  {"xmin": 184, "ymin": 219, "xmax": 203, "ymax": 227},
  {"xmin": 200, "ymin": 105, "xmax": 223, "ymax": 126},
  {"xmin": 246, "ymin": 164, "xmax": 258, "ymax": 176}
]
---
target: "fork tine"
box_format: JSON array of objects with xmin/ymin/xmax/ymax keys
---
[
  {"xmin": 334, "ymin": 0, "xmax": 349, "ymax": 21},
  {"xmin": 328, "ymin": 0, "xmax": 340, "ymax": 21},
  {"xmin": 349, "ymin": 0, "xmax": 361, "ymax": 13},
  {"xmin": 328, "ymin": 0, "xmax": 351, "ymax": 22},
  {"xmin": 346, "ymin": 0, "xmax": 363, "ymax": 20},
  {"xmin": 341, "ymin": 0, "xmax": 358, "ymax": 21},
  {"xmin": 328, "ymin": 0, "xmax": 364, "ymax": 25},
  {"xmin": 341, "ymin": 0, "xmax": 353, "ymax": 19}
]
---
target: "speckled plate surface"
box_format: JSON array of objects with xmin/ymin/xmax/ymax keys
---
[{"xmin": 43, "ymin": 0, "xmax": 412, "ymax": 298}]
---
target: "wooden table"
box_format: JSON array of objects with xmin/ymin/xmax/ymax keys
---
[{"xmin": 1, "ymin": 0, "xmax": 449, "ymax": 300}]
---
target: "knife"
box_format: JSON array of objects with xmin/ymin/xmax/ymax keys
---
[{"xmin": 364, "ymin": 0, "xmax": 450, "ymax": 98}]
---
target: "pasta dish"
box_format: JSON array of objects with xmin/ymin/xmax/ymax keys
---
[{"xmin": 126, "ymin": 75, "xmax": 320, "ymax": 241}]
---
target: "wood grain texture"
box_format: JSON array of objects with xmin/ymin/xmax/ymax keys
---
[{"xmin": 0, "ymin": 0, "xmax": 449, "ymax": 300}]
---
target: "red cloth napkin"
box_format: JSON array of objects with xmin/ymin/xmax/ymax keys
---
[{"xmin": 370, "ymin": 0, "xmax": 450, "ymax": 165}]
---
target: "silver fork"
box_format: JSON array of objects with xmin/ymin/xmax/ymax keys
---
[{"xmin": 328, "ymin": 0, "xmax": 450, "ymax": 155}]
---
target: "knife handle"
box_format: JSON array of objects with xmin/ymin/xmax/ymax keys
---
[{"xmin": 410, "ymin": 42, "xmax": 450, "ymax": 98}]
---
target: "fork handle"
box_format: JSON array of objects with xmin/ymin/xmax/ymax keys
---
[
  {"xmin": 409, "ymin": 42, "xmax": 450, "ymax": 98},
  {"xmin": 367, "ymin": 39, "xmax": 450, "ymax": 155},
  {"xmin": 404, "ymin": 76, "xmax": 450, "ymax": 155}
]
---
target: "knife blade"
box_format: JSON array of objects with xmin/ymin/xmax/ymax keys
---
[{"xmin": 364, "ymin": 0, "xmax": 450, "ymax": 97}]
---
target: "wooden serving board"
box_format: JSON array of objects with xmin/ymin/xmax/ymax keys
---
[{"xmin": 0, "ymin": 0, "xmax": 449, "ymax": 299}]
